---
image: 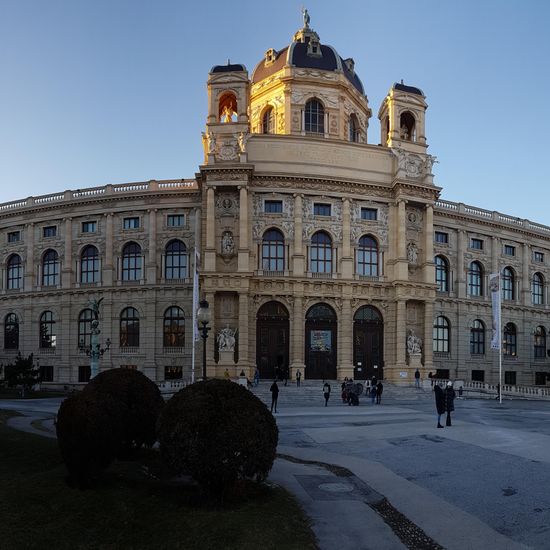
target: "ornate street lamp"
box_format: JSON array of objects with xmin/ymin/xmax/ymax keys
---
[
  {"xmin": 197, "ymin": 299, "xmax": 211, "ymax": 380},
  {"xmin": 78, "ymin": 298, "xmax": 111, "ymax": 379}
]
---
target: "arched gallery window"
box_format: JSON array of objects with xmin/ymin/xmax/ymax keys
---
[
  {"xmin": 7, "ymin": 254, "xmax": 22, "ymax": 290},
  {"xmin": 305, "ymin": 99, "xmax": 324, "ymax": 134},
  {"xmin": 262, "ymin": 229, "xmax": 285, "ymax": 272},
  {"xmin": 357, "ymin": 235, "xmax": 378, "ymax": 276},
  {"xmin": 532, "ymin": 273, "xmax": 544, "ymax": 305},
  {"xmin": 262, "ymin": 107, "xmax": 274, "ymax": 134},
  {"xmin": 39, "ymin": 311, "xmax": 56, "ymax": 348},
  {"xmin": 164, "ymin": 306, "xmax": 185, "ymax": 347},
  {"xmin": 435, "ymin": 255, "xmax": 449, "ymax": 292},
  {"xmin": 42, "ymin": 249, "xmax": 59, "ymax": 287},
  {"xmin": 78, "ymin": 309, "xmax": 94, "ymax": 349},
  {"xmin": 468, "ymin": 261, "xmax": 483, "ymax": 296},
  {"xmin": 349, "ymin": 114, "xmax": 360, "ymax": 142},
  {"xmin": 80, "ymin": 245, "xmax": 99, "ymax": 284},
  {"xmin": 310, "ymin": 231, "xmax": 332, "ymax": 274},
  {"xmin": 165, "ymin": 240, "xmax": 187, "ymax": 279},
  {"xmin": 502, "ymin": 267, "xmax": 515, "ymax": 301},
  {"xmin": 4, "ymin": 313, "xmax": 19, "ymax": 349},
  {"xmin": 470, "ymin": 319, "xmax": 485, "ymax": 355},
  {"xmin": 122, "ymin": 242, "xmax": 142, "ymax": 281},
  {"xmin": 433, "ymin": 316, "xmax": 449, "ymax": 353},
  {"xmin": 503, "ymin": 322, "xmax": 517, "ymax": 356},
  {"xmin": 120, "ymin": 307, "xmax": 140, "ymax": 347},
  {"xmin": 534, "ymin": 326, "xmax": 546, "ymax": 358}
]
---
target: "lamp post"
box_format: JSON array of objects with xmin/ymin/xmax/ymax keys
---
[
  {"xmin": 79, "ymin": 320, "xmax": 111, "ymax": 379},
  {"xmin": 197, "ymin": 299, "xmax": 211, "ymax": 380}
]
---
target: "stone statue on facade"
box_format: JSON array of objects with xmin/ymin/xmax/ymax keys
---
[
  {"xmin": 407, "ymin": 242, "xmax": 418, "ymax": 264},
  {"xmin": 302, "ymin": 7, "xmax": 310, "ymax": 28},
  {"xmin": 203, "ymin": 131, "xmax": 216, "ymax": 154},
  {"xmin": 407, "ymin": 330, "xmax": 422, "ymax": 354},
  {"xmin": 237, "ymin": 131, "xmax": 250, "ymax": 153},
  {"xmin": 221, "ymin": 231, "xmax": 235, "ymax": 255},
  {"xmin": 217, "ymin": 326, "xmax": 237, "ymax": 352}
]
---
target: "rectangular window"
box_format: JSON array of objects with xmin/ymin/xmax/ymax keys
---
[
  {"xmin": 534, "ymin": 251, "xmax": 544, "ymax": 263},
  {"xmin": 81, "ymin": 221, "xmax": 97, "ymax": 233},
  {"xmin": 504, "ymin": 371, "xmax": 516, "ymax": 385},
  {"xmin": 434, "ymin": 231, "xmax": 448, "ymax": 244},
  {"xmin": 264, "ymin": 200, "xmax": 283, "ymax": 213},
  {"xmin": 471, "ymin": 370, "xmax": 485, "ymax": 382},
  {"xmin": 43, "ymin": 226, "xmax": 57, "ymax": 238},
  {"xmin": 123, "ymin": 217, "xmax": 140, "ymax": 229},
  {"xmin": 504, "ymin": 245, "xmax": 515, "ymax": 256},
  {"xmin": 314, "ymin": 203, "xmax": 331, "ymax": 217},
  {"xmin": 40, "ymin": 365, "xmax": 54, "ymax": 382},
  {"xmin": 470, "ymin": 238, "xmax": 483, "ymax": 250},
  {"xmin": 7, "ymin": 231, "xmax": 21, "ymax": 243},
  {"xmin": 361, "ymin": 207, "xmax": 377, "ymax": 221},
  {"xmin": 165, "ymin": 365, "xmax": 183, "ymax": 380},
  {"xmin": 167, "ymin": 214, "xmax": 185, "ymax": 227},
  {"xmin": 78, "ymin": 365, "xmax": 91, "ymax": 383}
]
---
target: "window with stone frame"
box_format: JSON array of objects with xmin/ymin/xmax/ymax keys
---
[
  {"xmin": 261, "ymin": 229, "xmax": 285, "ymax": 271},
  {"xmin": 433, "ymin": 316, "xmax": 450, "ymax": 353},
  {"xmin": 534, "ymin": 326, "xmax": 546, "ymax": 359},
  {"xmin": 470, "ymin": 319, "xmax": 485, "ymax": 355},
  {"xmin": 357, "ymin": 235, "xmax": 378, "ymax": 277},
  {"xmin": 435, "ymin": 255, "xmax": 449, "ymax": 292},
  {"xmin": 503, "ymin": 322, "xmax": 517, "ymax": 357},
  {"xmin": 502, "ymin": 267, "xmax": 515, "ymax": 301},
  {"xmin": 310, "ymin": 231, "xmax": 332, "ymax": 274},
  {"xmin": 7, "ymin": 254, "xmax": 22, "ymax": 290},
  {"xmin": 468, "ymin": 261, "xmax": 483, "ymax": 296},
  {"xmin": 532, "ymin": 272, "xmax": 544, "ymax": 305}
]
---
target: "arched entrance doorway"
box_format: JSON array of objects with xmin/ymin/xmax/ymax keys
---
[
  {"xmin": 353, "ymin": 306, "xmax": 384, "ymax": 380},
  {"xmin": 256, "ymin": 301, "xmax": 289, "ymax": 379},
  {"xmin": 305, "ymin": 303, "xmax": 337, "ymax": 379}
]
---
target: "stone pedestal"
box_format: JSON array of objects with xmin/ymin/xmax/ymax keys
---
[
  {"xmin": 217, "ymin": 350, "xmax": 236, "ymax": 377},
  {"xmin": 408, "ymin": 353, "xmax": 422, "ymax": 382}
]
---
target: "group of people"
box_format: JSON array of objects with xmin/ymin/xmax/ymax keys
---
[{"xmin": 434, "ymin": 381, "xmax": 456, "ymax": 427}]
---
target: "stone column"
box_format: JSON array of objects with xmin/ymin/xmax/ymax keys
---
[
  {"xmin": 423, "ymin": 300, "xmax": 433, "ymax": 373},
  {"xmin": 395, "ymin": 200, "xmax": 408, "ymax": 280},
  {"xmin": 457, "ymin": 230, "xmax": 466, "ymax": 298},
  {"xmin": 62, "ymin": 218, "xmax": 72, "ymax": 288},
  {"xmin": 237, "ymin": 292, "xmax": 250, "ymax": 374},
  {"xmin": 338, "ymin": 297, "xmax": 354, "ymax": 379},
  {"xmin": 147, "ymin": 209, "xmax": 157, "ymax": 284},
  {"xmin": 238, "ymin": 186, "xmax": 249, "ymax": 272},
  {"xmin": 491, "ymin": 236, "xmax": 499, "ymax": 275},
  {"xmin": 394, "ymin": 300, "xmax": 407, "ymax": 376},
  {"xmin": 423, "ymin": 205, "xmax": 434, "ymax": 284},
  {"xmin": 522, "ymin": 243, "xmax": 530, "ymax": 306},
  {"xmin": 103, "ymin": 213, "xmax": 114, "ymax": 286},
  {"xmin": 24, "ymin": 223, "xmax": 34, "ymax": 291},
  {"xmin": 205, "ymin": 186, "xmax": 216, "ymax": 271},
  {"xmin": 293, "ymin": 194, "xmax": 304, "ymax": 276},
  {"xmin": 205, "ymin": 291, "xmax": 215, "ymax": 377},
  {"xmin": 341, "ymin": 199, "xmax": 353, "ymax": 279},
  {"xmin": 142, "ymin": 297, "xmax": 157, "ymax": 379},
  {"xmin": 291, "ymin": 294, "xmax": 305, "ymax": 377}
]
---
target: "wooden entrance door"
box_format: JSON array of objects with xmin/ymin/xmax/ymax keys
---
[
  {"xmin": 256, "ymin": 301, "xmax": 289, "ymax": 380},
  {"xmin": 353, "ymin": 306, "xmax": 384, "ymax": 380},
  {"xmin": 305, "ymin": 303, "xmax": 337, "ymax": 380}
]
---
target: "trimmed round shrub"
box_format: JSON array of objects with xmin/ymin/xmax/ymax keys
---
[
  {"xmin": 158, "ymin": 379, "xmax": 278, "ymax": 495},
  {"xmin": 84, "ymin": 368, "xmax": 164, "ymax": 454},
  {"xmin": 56, "ymin": 391, "xmax": 125, "ymax": 488}
]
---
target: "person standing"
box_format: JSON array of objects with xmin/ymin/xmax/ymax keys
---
[
  {"xmin": 224, "ymin": 368, "xmax": 230, "ymax": 379},
  {"xmin": 370, "ymin": 384, "xmax": 377, "ymax": 404},
  {"xmin": 414, "ymin": 368, "xmax": 420, "ymax": 388},
  {"xmin": 376, "ymin": 381, "xmax": 383, "ymax": 404},
  {"xmin": 434, "ymin": 384, "xmax": 446, "ymax": 428},
  {"xmin": 296, "ymin": 369, "xmax": 302, "ymax": 387},
  {"xmin": 270, "ymin": 380, "xmax": 279, "ymax": 413},
  {"xmin": 323, "ymin": 380, "xmax": 331, "ymax": 406},
  {"xmin": 254, "ymin": 367, "xmax": 260, "ymax": 387},
  {"xmin": 444, "ymin": 381, "xmax": 456, "ymax": 426}
]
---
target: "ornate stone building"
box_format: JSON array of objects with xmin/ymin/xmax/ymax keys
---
[{"xmin": 1, "ymin": 17, "xmax": 549, "ymax": 387}]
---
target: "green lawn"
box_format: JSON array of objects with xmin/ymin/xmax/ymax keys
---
[{"xmin": 0, "ymin": 411, "xmax": 318, "ymax": 550}]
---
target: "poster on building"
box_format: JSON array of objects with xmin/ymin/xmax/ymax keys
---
[
  {"xmin": 310, "ymin": 330, "xmax": 332, "ymax": 351},
  {"xmin": 489, "ymin": 273, "xmax": 501, "ymax": 350}
]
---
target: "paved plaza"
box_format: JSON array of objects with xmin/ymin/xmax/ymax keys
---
[{"xmin": 3, "ymin": 383, "xmax": 550, "ymax": 549}]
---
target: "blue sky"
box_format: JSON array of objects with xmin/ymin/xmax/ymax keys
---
[{"xmin": 1, "ymin": 0, "xmax": 549, "ymax": 223}]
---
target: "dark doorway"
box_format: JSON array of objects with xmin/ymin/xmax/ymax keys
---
[
  {"xmin": 305, "ymin": 303, "xmax": 337, "ymax": 379},
  {"xmin": 353, "ymin": 305, "xmax": 383, "ymax": 380},
  {"xmin": 256, "ymin": 301, "xmax": 289, "ymax": 380}
]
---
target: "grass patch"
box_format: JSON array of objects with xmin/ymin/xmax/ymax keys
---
[
  {"xmin": 0, "ymin": 411, "xmax": 317, "ymax": 550},
  {"xmin": 0, "ymin": 388, "xmax": 67, "ymax": 399}
]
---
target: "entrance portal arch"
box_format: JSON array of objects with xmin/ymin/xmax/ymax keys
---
[
  {"xmin": 256, "ymin": 301, "xmax": 289, "ymax": 380},
  {"xmin": 305, "ymin": 303, "xmax": 337, "ymax": 379},
  {"xmin": 353, "ymin": 305, "xmax": 384, "ymax": 380}
]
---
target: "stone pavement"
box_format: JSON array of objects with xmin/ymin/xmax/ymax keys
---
[{"xmin": 2, "ymin": 384, "xmax": 548, "ymax": 550}]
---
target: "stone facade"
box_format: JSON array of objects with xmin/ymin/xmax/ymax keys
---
[{"xmin": 1, "ymin": 20, "xmax": 549, "ymax": 387}]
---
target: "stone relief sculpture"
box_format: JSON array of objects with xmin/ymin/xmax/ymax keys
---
[
  {"xmin": 407, "ymin": 330, "xmax": 422, "ymax": 354},
  {"xmin": 221, "ymin": 231, "xmax": 235, "ymax": 255},
  {"xmin": 407, "ymin": 242, "xmax": 418, "ymax": 264},
  {"xmin": 236, "ymin": 131, "xmax": 250, "ymax": 153},
  {"xmin": 217, "ymin": 326, "xmax": 237, "ymax": 352},
  {"xmin": 202, "ymin": 131, "xmax": 216, "ymax": 154}
]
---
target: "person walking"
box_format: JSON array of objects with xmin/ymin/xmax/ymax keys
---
[
  {"xmin": 296, "ymin": 369, "xmax": 302, "ymax": 387},
  {"xmin": 376, "ymin": 381, "xmax": 383, "ymax": 404},
  {"xmin": 270, "ymin": 380, "xmax": 279, "ymax": 413},
  {"xmin": 444, "ymin": 381, "xmax": 456, "ymax": 426},
  {"xmin": 370, "ymin": 384, "xmax": 377, "ymax": 404},
  {"xmin": 323, "ymin": 380, "xmax": 331, "ymax": 406},
  {"xmin": 434, "ymin": 383, "xmax": 446, "ymax": 428},
  {"xmin": 428, "ymin": 371, "xmax": 434, "ymax": 389},
  {"xmin": 414, "ymin": 368, "xmax": 421, "ymax": 388},
  {"xmin": 253, "ymin": 366, "xmax": 260, "ymax": 387}
]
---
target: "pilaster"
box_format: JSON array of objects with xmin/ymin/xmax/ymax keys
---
[
  {"xmin": 341, "ymin": 198, "xmax": 353, "ymax": 279},
  {"xmin": 423, "ymin": 300, "xmax": 433, "ymax": 373},
  {"xmin": 292, "ymin": 194, "xmax": 304, "ymax": 276},
  {"xmin": 147, "ymin": 209, "xmax": 157, "ymax": 283},
  {"xmin": 62, "ymin": 218, "xmax": 72, "ymax": 287},
  {"xmin": 237, "ymin": 292, "xmax": 250, "ymax": 372},
  {"xmin": 338, "ymin": 297, "xmax": 354, "ymax": 379},
  {"xmin": 24, "ymin": 223, "xmax": 34, "ymax": 291},
  {"xmin": 238, "ymin": 186, "xmax": 250, "ymax": 272},
  {"xmin": 522, "ymin": 243, "xmax": 530, "ymax": 305},
  {"xmin": 291, "ymin": 294, "xmax": 305, "ymax": 376},
  {"xmin": 423, "ymin": 205, "xmax": 434, "ymax": 284},
  {"xmin": 205, "ymin": 186, "xmax": 216, "ymax": 271},
  {"xmin": 103, "ymin": 213, "xmax": 114, "ymax": 286},
  {"xmin": 457, "ymin": 230, "xmax": 466, "ymax": 298}
]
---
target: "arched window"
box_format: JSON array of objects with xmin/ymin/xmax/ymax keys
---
[
  {"xmin": 435, "ymin": 255, "xmax": 449, "ymax": 292},
  {"xmin": 80, "ymin": 245, "xmax": 99, "ymax": 284},
  {"xmin": 468, "ymin": 261, "xmax": 483, "ymax": 296},
  {"xmin": 262, "ymin": 229, "xmax": 285, "ymax": 272},
  {"xmin": 7, "ymin": 254, "xmax": 22, "ymax": 290},
  {"xmin": 532, "ymin": 273, "xmax": 544, "ymax": 305},
  {"xmin": 122, "ymin": 242, "xmax": 142, "ymax": 281},
  {"xmin": 78, "ymin": 309, "xmax": 94, "ymax": 349},
  {"xmin": 305, "ymin": 99, "xmax": 324, "ymax": 135},
  {"xmin": 433, "ymin": 316, "xmax": 449, "ymax": 353},
  {"xmin": 502, "ymin": 267, "xmax": 515, "ymax": 301},
  {"xmin": 262, "ymin": 107, "xmax": 274, "ymax": 134},
  {"xmin": 165, "ymin": 240, "xmax": 188, "ymax": 279},
  {"xmin": 42, "ymin": 249, "xmax": 59, "ymax": 286},
  {"xmin": 503, "ymin": 322, "xmax": 517, "ymax": 356},
  {"xmin": 357, "ymin": 235, "xmax": 378, "ymax": 276},
  {"xmin": 534, "ymin": 325, "xmax": 546, "ymax": 358},
  {"xmin": 310, "ymin": 231, "xmax": 332, "ymax": 273},
  {"xmin": 40, "ymin": 311, "xmax": 56, "ymax": 348},
  {"xmin": 163, "ymin": 306, "xmax": 185, "ymax": 347},
  {"xmin": 349, "ymin": 114, "xmax": 360, "ymax": 142},
  {"xmin": 470, "ymin": 319, "xmax": 485, "ymax": 355},
  {"xmin": 4, "ymin": 313, "xmax": 19, "ymax": 349},
  {"xmin": 399, "ymin": 111, "xmax": 416, "ymax": 141},
  {"xmin": 120, "ymin": 307, "xmax": 139, "ymax": 347}
]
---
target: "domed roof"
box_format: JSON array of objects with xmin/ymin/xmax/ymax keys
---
[
  {"xmin": 393, "ymin": 82, "xmax": 424, "ymax": 97},
  {"xmin": 251, "ymin": 22, "xmax": 365, "ymax": 95}
]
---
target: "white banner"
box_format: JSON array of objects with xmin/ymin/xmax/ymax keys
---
[{"xmin": 489, "ymin": 273, "xmax": 501, "ymax": 350}]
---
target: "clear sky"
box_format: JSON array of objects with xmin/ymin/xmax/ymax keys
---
[{"xmin": 1, "ymin": 0, "xmax": 549, "ymax": 223}]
